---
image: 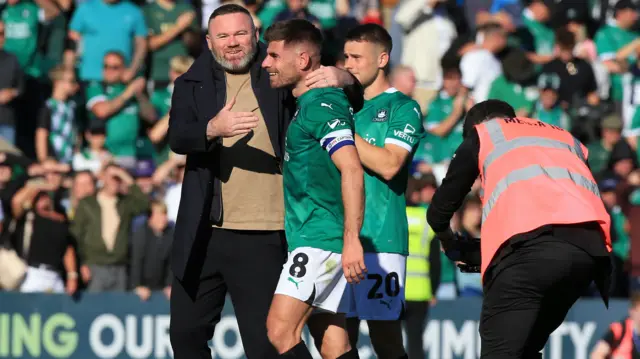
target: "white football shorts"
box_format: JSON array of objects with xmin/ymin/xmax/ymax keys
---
[{"xmin": 274, "ymin": 247, "xmax": 351, "ymax": 313}]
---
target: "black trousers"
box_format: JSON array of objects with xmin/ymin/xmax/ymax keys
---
[
  {"xmin": 403, "ymin": 301, "xmax": 430, "ymax": 359},
  {"xmin": 479, "ymin": 236, "xmax": 599, "ymax": 359},
  {"xmin": 170, "ymin": 228, "xmax": 287, "ymax": 359}
]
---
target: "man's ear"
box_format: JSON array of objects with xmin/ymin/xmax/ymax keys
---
[
  {"xmin": 378, "ymin": 51, "xmax": 389, "ymax": 69},
  {"xmin": 298, "ymin": 52, "xmax": 313, "ymax": 71}
]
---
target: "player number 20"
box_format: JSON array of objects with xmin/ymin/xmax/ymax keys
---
[
  {"xmin": 289, "ymin": 253, "xmax": 309, "ymax": 278},
  {"xmin": 367, "ymin": 272, "xmax": 400, "ymax": 299}
]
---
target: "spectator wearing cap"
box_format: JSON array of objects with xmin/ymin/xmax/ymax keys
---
[
  {"xmin": 604, "ymin": 138, "xmax": 638, "ymax": 181},
  {"xmin": 521, "ymin": 0, "xmax": 554, "ymax": 64},
  {"xmin": 143, "ymin": 0, "xmax": 197, "ymax": 92},
  {"xmin": 130, "ymin": 200, "xmax": 173, "ymax": 301},
  {"xmin": 129, "ymin": 158, "xmax": 158, "ymax": 233},
  {"xmin": 487, "ymin": 49, "xmax": 539, "ymax": 117},
  {"xmin": 85, "ymin": 51, "xmax": 156, "ymax": 170},
  {"xmin": 35, "ymin": 65, "xmax": 79, "ymax": 164},
  {"xmin": 559, "ymin": 6, "xmax": 597, "ymax": 63},
  {"xmin": 586, "ymin": 114, "xmax": 624, "ymax": 176},
  {"xmin": 531, "ymin": 72, "xmax": 571, "ymax": 130},
  {"xmin": 70, "ymin": 163, "xmax": 149, "ymax": 292},
  {"xmin": 541, "ymin": 27, "xmax": 600, "ymax": 109},
  {"xmin": 68, "ymin": 0, "xmax": 147, "ymax": 83},
  {"xmin": 598, "ymin": 174, "xmax": 630, "ymax": 297},
  {"xmin": 0, "ymin": 20, "xmax": 23, "ymax": 146},
  {"xmin": 594, "ymin": 0, "xmax": 639, "ymax": 106},
  {"xmin": 72, "ymin": 122, "xmax": 111, "ymax": 175}
]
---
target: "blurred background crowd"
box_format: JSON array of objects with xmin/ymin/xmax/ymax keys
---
[{"xmin": 0, "ymin": 0, "xmax": 637, "ymax": 302}]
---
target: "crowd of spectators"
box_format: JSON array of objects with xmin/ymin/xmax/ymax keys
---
[{"xmin": 0, "ymin": 0, "xmax": 637, "ymax": 301}]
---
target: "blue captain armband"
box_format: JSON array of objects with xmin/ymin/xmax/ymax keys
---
[{"xmin": 320, "ymin": 129, "xmax": 355, "ymax": 156}]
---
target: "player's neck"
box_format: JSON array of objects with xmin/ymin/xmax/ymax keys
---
[
  {"xmin": 292, "ymin": 81, "xmax": 311, "ymax": 98},
  {"xmin": 364, "ymin": 73, "xmax": 391, "ymax": 100},
  {"xmin": 292, "ymin": 66, "xmax": 320, "ymax": 98}
]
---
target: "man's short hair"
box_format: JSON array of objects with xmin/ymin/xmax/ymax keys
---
[
  {"xmin": 263, "ymin": 19, "xmax": 323, "ymax": 52},
  {"xmin": 555, "ymin": 27, "xmax": 576, "ymax": 51},
  {"xmin": 104, "ymin": 50, "xmax": 126, "ymax": 63},
  {"xmin": 344, "ymin": 23, "xmax": 392, "ymax": 54},
  {"xmin": 209, "ymin": 3, "xmax": 252, "ymax": 24},
  {"xmin": 170, "ymin": 55, "xmax": 195, "ymax": 74},
  {"xmin": 463, "ymin": 99, "xmax": 516, "ymax": 138},
  {"xmin": 480, "ymin": 22, "xmax": 506, "ymax": 37}
]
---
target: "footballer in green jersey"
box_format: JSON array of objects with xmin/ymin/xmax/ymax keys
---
[
  {"xmin": 343, "ymin": 23, "xmax": 425, "ymax": 358},
  {"xmin": 261, "ymin": 19, "xmax": 365, "ymax": 359}
]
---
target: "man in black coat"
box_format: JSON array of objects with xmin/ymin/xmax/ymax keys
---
[{"xmin": 167, "ymin": 4, "xmax": 364, "ymax": 359}]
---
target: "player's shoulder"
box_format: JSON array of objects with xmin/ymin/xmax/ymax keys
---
[
  {"xmin": 301, "ymin": 88, "xmax": 352, "ymax": 117},
  {"xmin": 386, "ymin": 90, "xmax": 421, "ymax": 118}
]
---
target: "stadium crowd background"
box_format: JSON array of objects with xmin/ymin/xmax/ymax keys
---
[{"xmin": 0, "ymin": 0, "xmax": 637, "ymax": 307}]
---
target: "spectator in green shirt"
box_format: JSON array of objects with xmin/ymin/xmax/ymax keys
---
[
  {"xmin": 86, "ymin": 51, "xmax": 156, "ymax": 170},
  {"xmin": 586, "ymin": 114, "xmax": 623, "ymax": 176},
  {"xmin": 143, "ymin": 0, "xmax": 197, "ymax": 90},
  {"xmin": 594, "ymin": 0, "xmax": 639, "ymax": 105},
  {"xmin": 522, "ymin": 0, "xmax": 554, "ymax": 65},
  {"xmin": 422, "ymin": 65, "xmax": 472, "ymax": 164},
  {"xmin": 532, "ymin": 72, "xmax": 571, "ymax": 130},
  {"xmin": 1, "ymin": 0, "xmax": 59, "ymax": 78},
  {"xmin": 487, "ymin": 49, "xmax": 539, "ymax": 117}
]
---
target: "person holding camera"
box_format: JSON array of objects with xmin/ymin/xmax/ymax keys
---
[{"xmin": 427, "ymin": 99, "xmax": 612, "ymax": 359}]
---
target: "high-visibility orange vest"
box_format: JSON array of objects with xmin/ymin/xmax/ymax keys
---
[
  {"xmin": 609, "ymin": 318, "xmax": 634, "ymax": 359},
  {"xmin": 475, "ymin": 117, "xmax": 612, "ymax": 280}
]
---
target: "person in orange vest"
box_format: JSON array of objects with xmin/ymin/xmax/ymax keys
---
[
  {"xmin": 426, "ymin": 99, "xmax": 613, "ymax": 359},
  {"xmin": 590, "ymin": 291, "xmax": 640, "ymax": 359}
]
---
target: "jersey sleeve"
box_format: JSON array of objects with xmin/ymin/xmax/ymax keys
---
[
  {"xmin": 302, "ymin": 99, "xmax": 355, "ymax": 157},
  {"xmin": 85, "ymin": 82, "xmax": 106, "ymax": 110},
  {"xmin": 36, "ymin": 104, "xmax": 52, "ymax": 130},
  {"xmin": 385, "ymin": 100, "xmax": 425, "ymax": 152},
  {"xmin": 594, "ymin": 29, "xmax": 615, "ymax": 61}
]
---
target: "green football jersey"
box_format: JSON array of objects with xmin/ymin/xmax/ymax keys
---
[
  {"xmin": 2, "ymin": 2, "xmax": 42, "ymax": 78},
  {"xmin": 355, "ymin": 88, "xmax": 424, "ymax": 255},
  {"xmin": 86, "ymin": 82, "xmax": 140, "ymax": 157},
  {"xmin": 284, "ymin": 88, "xmax": 355, "ymax": 254}
]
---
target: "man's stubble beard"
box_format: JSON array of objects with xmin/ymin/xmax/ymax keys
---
[{"xmin": 212, "ymin": 37, "xmax": 259, "ymax": 74}]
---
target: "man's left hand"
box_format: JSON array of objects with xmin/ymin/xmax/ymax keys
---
[{"xmin": 305, "ymin": 66, "xmax": 354, "ymax": 89}]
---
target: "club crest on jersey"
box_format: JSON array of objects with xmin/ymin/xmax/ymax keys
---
[{"xmin": 373, "ymin": 108, "xmax": 388, "ymax": 122}]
